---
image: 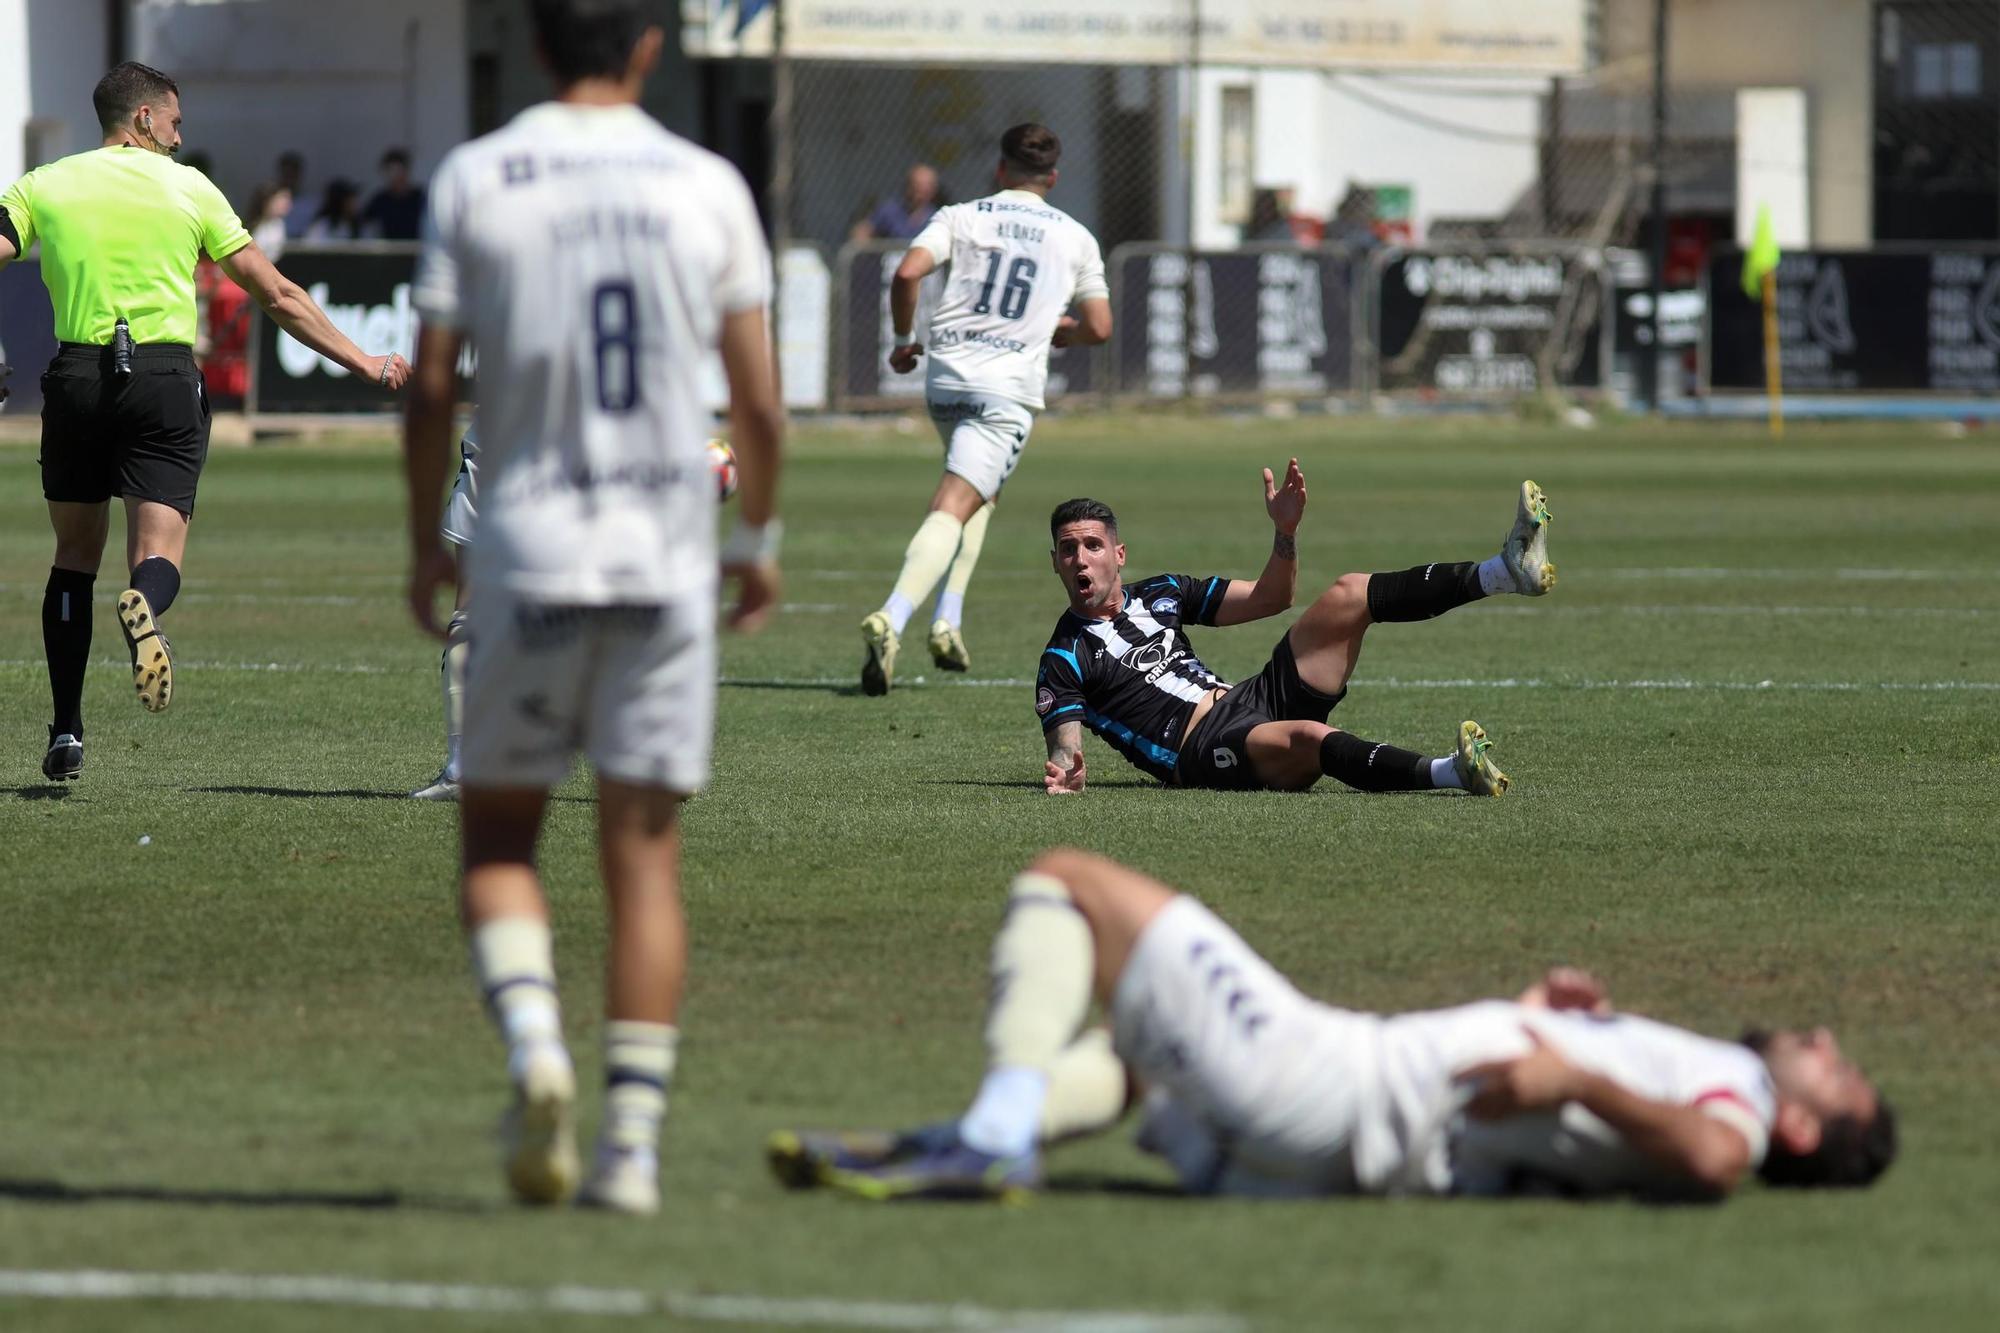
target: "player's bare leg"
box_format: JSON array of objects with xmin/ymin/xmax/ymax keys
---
[
  {"xmin": 40, "ymin": 500, "xmax": 111, "ymax": 780},
  {"xmin": 928, "ymin": 499, "xmax": 990, "ymax": 671},
  {"xmin": 796, "ymin": 847, "xmax": 1153, "ymax": 1201},
  {"xmin": 118, "ymin": 498, "xmax": 188, "ymax": 714},
  {"xmin": 579, "ymin": 778, "xmax": 688, "ymax": 1216},
  {"xmin": 462, "ymin": 785, "xmax": 579, "ymax": 1205},
  {"xmin": 862, "ymin": 472, "xmax": 987, "ymax": 695}
]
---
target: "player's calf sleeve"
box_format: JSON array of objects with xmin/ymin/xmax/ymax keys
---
[
  {"xmin": 936, "ymin": 503, "xmax": 992, "ymax": 623},
  {"xmin": 1363, "ymin": 562, "xmax": 1483, "ymax": 622},
  {"xmin": 601, "ymin": 1021, "xmax": 678, "ymax": 1152},
  {"xmin": 127, "ymin": 556, "xmax": 182, "ymax": 617},
  {"xmin": 469, "ymin": 917, "xmax": 565, "ymax": 1066},
  {"xmin": 1319, "ymin": 730, "xmax": 1432, "ymax": 792},
  {"xmin": 961, "ymin": 870, "xmax": 1095, "ymax": 1158},
  {"xmin": 886, "ymin": 511, "xmax": 965, "ymax": 628},
  {"xmin": 42, "ymin": 568, "xmax": 95, "ymax": 738},
  {"xmin": 1038, "ymin": 1028, "xmax": 1130, "ymax": 1144},
  {"xmin": 442, "ymin": 610, "xmax": 470, "ymax": 765}
]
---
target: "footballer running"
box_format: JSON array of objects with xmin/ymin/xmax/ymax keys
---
[
  {"xmin": 1036, "ymin": 463, "xmax": 1557, "ymax": 796},
  {"xmin": 858, "ymin": 122, "xmax": 1112, "ymax": 693},
  {"xmin": 771, "ymin": 849, "xmax": 1896, "ymax": 1203}
]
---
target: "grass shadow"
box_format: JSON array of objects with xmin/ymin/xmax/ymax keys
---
[
  {"xmin": 189, "ymin": 785, "xmax": 593, "ymax": 805},
  {"xmin": 5, "ymin": 784, "xmax": 74, "ymax": 801},
  {"xmin": 721, "ymin": 680, "xmax": 866, "ymax": 697},
  {"xmin": 0, "ymin": 1176, "xmax": 494, "ymax": 1214}
]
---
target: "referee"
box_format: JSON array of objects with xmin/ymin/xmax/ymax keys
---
[{"xmin": 0, "ymin": 62, "xmax": 408, "ymax": 781}]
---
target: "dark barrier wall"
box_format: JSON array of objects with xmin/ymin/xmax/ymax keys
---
[
  {"xmin": 838, "ymin": 244, "xmax": 1096, "ymax": 408},
  {"xmin": 1707, "ymin": 249, "xmax": 2000, "ymax": 392},
  {"xmin": 0, "ymin": 261, "xmax": 58, "ymax": 417},
  {"xmin": 1111, "ymin": 246, "xmax": 1353, "ymax": 398},
  {"xmin": 252, "ymin": 245, "xmax": 472, "ymax": 413},
  {"xmin": 1374, "ymin": 249, "xmax": 1603, "ymax": 395}
]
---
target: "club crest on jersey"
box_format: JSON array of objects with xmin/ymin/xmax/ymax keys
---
[
  {"xmin": 1036, "ymin": 686, "xmax": 1056, "ymax": 716},
  {"xmin": 1152, "ymin": 597, "xmax": 1179, "ymax": 616}
]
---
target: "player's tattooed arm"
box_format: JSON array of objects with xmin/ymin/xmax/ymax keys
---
[
  {"xmin": 1272, "ymin": 530, "xmax": 1297, "ymax": 561},
  {"xmin": 1045, "ymin": 721, "xmax": 1087, "ymax": 794},
  {"xmin": 1215, "ymin": 459, "xmax": 1306, "ymax": 626}
]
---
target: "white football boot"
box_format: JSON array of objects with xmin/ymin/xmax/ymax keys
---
[{"xmin": 1500, "ymin": 480, "xmax": 1556, "ymax": 596}]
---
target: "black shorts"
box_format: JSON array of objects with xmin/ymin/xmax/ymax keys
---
[
  {"xmin": 1174, "ymin": 630, "xmax": 1346, "ymax": 791},
  {"xmin": 39, "ymin": 343, "xmax": 211, "ymax": 517}
]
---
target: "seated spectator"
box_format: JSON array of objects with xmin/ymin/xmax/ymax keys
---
[
  {"xmin": 277, "ymin": 150, "xmax": 313, "ymax": 237},
  {"xmin": 1244, "ymin": 187, "xmax": 1296, "ymax": 244},
  {"xmin": 851, "ymin": 163, "xmax": 940, "ymax": 243},
  {"xmin": 246, "ymin": 182, "xmax": 293, "ymax": 260},
  {"xmin": 304, "ymin": 179, "xmax": 362, "ymax": 242},
  {"xmin": 361, "ymin": 147, "xmax": 426, "ymax": 241}
]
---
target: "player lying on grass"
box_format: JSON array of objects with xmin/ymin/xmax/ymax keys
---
[
  {"xmin": 1036, "ymin": 466, "xmax": 1553, "ymax": 796},
  {"xmin": 770, "ymin": 849, "xmax": 1897, "ymax": 1202}
]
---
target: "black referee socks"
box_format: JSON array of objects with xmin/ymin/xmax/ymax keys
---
[
  {"xmin": 1319, "ymin": 730, "xmax": 1431, "ymax": 792},
  {"xmin": 43, "ymin": 568, "xmax": 95, "ymax": 739},
  {"xmin": 1365, "ymin": 562, "xmax": 1484, "ymax": 623},
  {"xmin": 128, "ymin": 556, "xmax": 182, "ymax": 617}
]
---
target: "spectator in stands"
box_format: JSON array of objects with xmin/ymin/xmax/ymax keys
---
[
  {"xmin": 304, "ymin": 178, "xmax": 362, "ymax": 241},
  {"xmin": 1244, "ymin": 187, "xmax": 1297, "ymax": 244},
  {"xmin": 277, "ymin": 150, "xmax": 311, "ymax": 237},
  {"xmin": 851, "ymin": 162, "xmax": 940, "ymax": 243},
  {"xmin": 246, "ymin": 182, "xmax": 292, "ymax": 259},
  {"xmin": 361, "ymin": 147, "xmax": 426, "ymax": 241},
  {"xmin": 1329, "ymin": 185, "xmax": 1381, "ymax": 253}
]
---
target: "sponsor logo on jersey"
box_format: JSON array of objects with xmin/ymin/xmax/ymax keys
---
[
  {"xmin": 1036, "ymin": 686, "xmax": 1056, "ymax": 716},
  {"xmin": 1123, "ymin": 629, "xmax": 1184, "ymax": 684}
]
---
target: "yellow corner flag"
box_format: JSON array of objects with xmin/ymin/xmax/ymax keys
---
[{"xmin": 1741, "ymin": 204, "xmax": 1781, "ymax": 299}]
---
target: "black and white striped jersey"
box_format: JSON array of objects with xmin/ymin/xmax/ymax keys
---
[{"xmin": 1035, "ymin": 573, "xmax": 1231, "ymax": 781}]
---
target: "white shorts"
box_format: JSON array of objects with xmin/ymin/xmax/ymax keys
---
[
  {"xmin": 1113, "ymin": 897, "xmax": 1373, "ymax": 1195},
  {"xmin": 459, "ymin": 586, "xmax": 716, "ymax": 791},
  {"xmin": 441, "ymin": 446, "xmax": 479, "ymax": 547},
  {"xmin": 928, "ymin": 390, "xmax": 1035, "ymax": 501}
]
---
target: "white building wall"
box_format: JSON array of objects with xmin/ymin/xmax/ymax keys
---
[
  {"xmin": 1192, "ymin": 66, "xmax": 1544, "ymax": 248},
  {"xmin": 131, "ymin": 0, "xmax": 468, "ymax": 216},
  {"xmin": 0, "ymin": 2, "xmax": 28, "ymax": 187},
  {"xmin": 4, "ymin": 0, "xmax": 113, "ymax": 184}
]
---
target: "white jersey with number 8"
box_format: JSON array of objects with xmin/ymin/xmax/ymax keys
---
[
  {"xmin": 909, "ymin": 189, "xmax": 1107, "ymax": 411},
  {"xmin": 413, "ymin": 102, "xmax": 771, "ymax": 604}
]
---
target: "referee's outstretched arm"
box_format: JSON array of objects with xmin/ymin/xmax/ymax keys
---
[{"xmin": 219, "ymin": 243, "xmax": 409, "ymax": 389}]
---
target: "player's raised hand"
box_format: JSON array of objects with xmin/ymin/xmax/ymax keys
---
[
  {"xmin": 1264, "ymin": 457, "xmax": 1306, "ymax": 535},
  {"xmin": 1457, "ymin": 1029, "xmax": 1581, "ymax": 1119},
  {"xmin": 1045, "ymin": 753, "xmax": 1086, "ymax": 794},
  {"xmin": 887, "ymin": 342, "xmax": 924, "ymax": 375},
  {"xmin": 406, "ymin": 542, "xmax": 455, "ymax": 640}
]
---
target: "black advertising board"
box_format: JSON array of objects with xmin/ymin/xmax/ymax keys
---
[
  {"xmin": 836, "ymin": 244, "xmax": 1095, "ymax": 408},
  {"xmin": 1111, "ymin": 247, "xmax": 1354, "ymax": 398},
  {"xmin": 1706, "ymin": 249, "xmax": 2000, "ymax": 392},
  {"xmin": 0, "ymin": 260, "xmax": 57, "ymax": 417},
  {"xmin": 1374, "ymin": 250, "xmax": 1603, "ymax": 394},
  {"xmin": 252, "ymin": 245, "xmax": 473, "ymax": 413}
]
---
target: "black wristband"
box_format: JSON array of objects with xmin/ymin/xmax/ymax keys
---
[{"xmin": 0, "ymin": 208, "xmax": 21, "ymax": 251}]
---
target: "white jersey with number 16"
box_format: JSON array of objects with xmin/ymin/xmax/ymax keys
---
[
  {"xmin": 413, "ymin": 102, "xmax": 771, "ymax": 604},
  {"xmin": 909, "ymin": 189, "xmax": 1107, "ymax": 411}
]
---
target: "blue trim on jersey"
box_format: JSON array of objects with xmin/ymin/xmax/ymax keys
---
[
  {"xmin": 1085, "ymin": 707, "xmax": 1178, "ymax": 769},
  {"xmin": 1044, "ymin": 703, "xmax": 1082, "ymax": 720},
  {"xmin": 1199, "ymin": 577, "xmax": 1223, "ymax": 621},
  {"xmin": 1044, "ymin": 645, "xmax": 1081, "ymax": 675}
]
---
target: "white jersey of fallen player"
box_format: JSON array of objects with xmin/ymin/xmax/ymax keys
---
[
  {"xmin": 1358, "ymin": 1001, "xmax": 1777, "ymax": 1197},
  {"xmin": 909, "ymin": 189, "xmax": 1107, "ymax": 411},
  {"xmin": 413, "ymin": 102, "xmax": 771, "ymax": 602}
]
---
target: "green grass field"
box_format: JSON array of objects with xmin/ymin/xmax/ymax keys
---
[{"xmin": 1, "ymin": 415, "xmax": 1996, "ymax": 1332}]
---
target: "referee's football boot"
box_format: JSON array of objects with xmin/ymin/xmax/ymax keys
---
[
  {"xmin": 1452, "ymin": 720, "xmax": 1510, "ymax": 797},
  {"xmin": 117, "ymin": 588, "xmax": 174, "ymax": 712},
  {"xmin": 499, "ymin": 1043, "xmax": 580, "ymax": 1206},
  {"xmin": 813, "ymin": 1126, "xmax": 1041, "ymax": 1203},
  {"xmin": 765, "ymin": 1121, "xmax": 960, "ymax": 1190},
  {"xmin": 859, "ymin": 611, "xmax": 900, "ymax": 696},
  {"xmin": 41, "ymin": 729, "xmax": 84, "ymax": 782},
  {"xmin": 927, "ymin": 619, "xmax": 971, "ymax": 673},
  {"xmin": 1500, "ymin": 480, "xmax": 1556, "ymax": 596}
]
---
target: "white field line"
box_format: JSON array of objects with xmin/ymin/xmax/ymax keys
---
[
  {"xmin": 0, "ymin": 1269, "xmax": 1246, "ymax": 1333},
  {"xmin": 1, "ymin": 660, "xmax": 1995, "ymax": 693}
]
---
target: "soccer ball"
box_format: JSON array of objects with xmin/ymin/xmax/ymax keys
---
[{"xmin": 706, "ymin": 437, "xmax": 739, "ymax": 502}]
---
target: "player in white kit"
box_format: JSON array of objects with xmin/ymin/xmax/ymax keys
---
[
  {"xmin": 771, "ymin": 850, "xmax": 1895, "ymax": 1203},
  {"xmin": 858, "ymin": 123, "xmax": 1112, "ymax": 693},
  {"xmin": 401, "ymin": 0, "xmax": 784, "ymax": 1215}
]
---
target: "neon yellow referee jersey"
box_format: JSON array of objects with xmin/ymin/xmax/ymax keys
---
[{"xmin": 1, "ymin": 146, "xmax": 251, "ymax": 346}]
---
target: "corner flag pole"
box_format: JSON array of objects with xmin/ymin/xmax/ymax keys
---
[{"xmin": 1762, "ymin": 265, "xmax": 1783, "ymax": 439}]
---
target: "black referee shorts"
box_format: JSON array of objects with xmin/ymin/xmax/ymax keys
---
[
  {"xmin": 1175, "ymin": 630, "xmax": 1347, "ymax": 791},
  {"xmin": 39, "ymin": 343, "xmax": 212, "ymax": 517}
]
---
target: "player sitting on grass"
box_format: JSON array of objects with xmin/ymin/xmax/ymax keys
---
[
  {"xmin": 770, "ymin": 849, "xmax": 1897, "ymax": 1203},
  {"xmin": 1036, "ymin": 465, "xmax": 1553, "ymax": 796}
]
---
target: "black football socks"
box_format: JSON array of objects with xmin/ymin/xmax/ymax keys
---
[
  {"xmin": 1319, "ymin": 730, "xmax": 1431, "ymax": 792},
  {"xmin": 43, "ymin": 568, "xmax": 95, "ymax": 740},
  {"xmin": 127, "ymin": 555, "xmax": 182, "ymax": 617},
  {"xmin": 1364, "ymin": 562, "xmax": 1484, "ymax": 623}
]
